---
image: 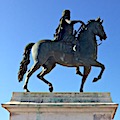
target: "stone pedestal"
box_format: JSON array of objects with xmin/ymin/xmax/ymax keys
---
[{"xmin": 2, "ymin": 92, "xmax": 118, "ymax": 120}]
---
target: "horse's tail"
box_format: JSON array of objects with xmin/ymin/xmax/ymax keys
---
[{"xmin": 18, "ymin": 43, "xmax": 35, "ymax": 82}]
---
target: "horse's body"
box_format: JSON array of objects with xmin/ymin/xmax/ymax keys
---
[{"xmin": 18, "ymin": 18, "xmax": 107, "ymax": 92}]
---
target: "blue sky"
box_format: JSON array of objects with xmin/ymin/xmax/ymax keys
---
[{"xmin": 0, "ymin": 0, "xmax": 120, "ymax": 119}]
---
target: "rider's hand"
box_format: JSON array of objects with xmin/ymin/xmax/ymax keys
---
[{"xmin": 79, "ymin": 21, "xmax": 85, "ymax": 25}]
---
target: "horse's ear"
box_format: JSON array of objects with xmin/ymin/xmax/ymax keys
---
[
  {"xmin": 96, "ymin": 17, "xmax": 101, "ymax": 22},
  {"xmin": 100, "ymin": 20, "xmax": 103, "ymax": 24}
]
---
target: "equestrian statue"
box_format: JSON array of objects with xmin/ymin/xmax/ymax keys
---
[{"xmin": 18, "ymin": 10, "xmax": 107, "ymax": 92}]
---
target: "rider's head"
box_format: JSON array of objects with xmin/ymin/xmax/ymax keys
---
[{"xmin": 62, "ymin": 10, "xmax": 70, "ymax": 19}]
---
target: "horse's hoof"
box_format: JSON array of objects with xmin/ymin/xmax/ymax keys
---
[
  {"xmin": 24, "ymin": 89, "xmax": 30, "ymax": 92},
  {"xmin": 23, "ymin": 85, "xmax": 30, "ymax": 92},
  {"xmin": 80, "ymin": 89, "xmax": 83, "ymax": 92},
  {"xmin": 49, "ymin": 86, "xmax": 53, "ymax": 92},
  {"xmin": 18, "ymin": 79, "xmax": 22, "ymax": 82},
  {"xmin": 93, "ymin": 78, "xmax": 98, "ymax": 82}
]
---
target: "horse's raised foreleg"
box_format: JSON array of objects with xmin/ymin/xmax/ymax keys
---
[
  {"xmin": 23, "ymin": 62, "xmax": 40, "ymax": 92},
  {"xmin": 92, "ymin": 61, "xmax": 105, "ymax": 82},
  {"xmin": 80, "ymin": 66, "xmax": 91, "ymax": 92},
  {"xmin": 37, "ymin": 59, "xmax": 56, "ymax": 92}
]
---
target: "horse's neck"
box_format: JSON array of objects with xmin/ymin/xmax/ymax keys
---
[
  {"xmin": 78, "ymin": 27, "xmax": 95, "ymax": 44},
  {"xmin": 78, "ymin": 26, "xmax": 97, "ymax": 55}
]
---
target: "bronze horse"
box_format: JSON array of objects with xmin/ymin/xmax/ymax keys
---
[{"xmin": 18, "ymin": 18, "xmax": 107, "ymax": 92}]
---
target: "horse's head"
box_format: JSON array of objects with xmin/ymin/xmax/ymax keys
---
[{"xmin": 87, "ymin": 17, "xmax": 107, "ymax": 40}]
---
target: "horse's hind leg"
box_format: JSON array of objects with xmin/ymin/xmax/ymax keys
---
[
  {"xmin": 37, "ymin": 58, "xmax": 56, "ymax": 92},
  {"xmin": 92, "ymin": 61, "xmax": 105, "ymax": 82},
  {"xmin": 23, "ymin": 61, "xmax": 40, "ymax": 92},
  {"xmin": 80, "ymin": 66, "xmax": 91, "ymax": 92}
]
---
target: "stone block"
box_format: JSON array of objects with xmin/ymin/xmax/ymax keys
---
[{"xmin": 2, "ymin": 92, "xmax": 118, "ymax": 120}]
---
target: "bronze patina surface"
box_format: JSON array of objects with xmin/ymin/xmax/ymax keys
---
[{"xmin": 18, "ymin": 10, "xmax": 107, "ymax": 92}]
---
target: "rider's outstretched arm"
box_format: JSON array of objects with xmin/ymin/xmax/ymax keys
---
[
  {"xmin": 65, "ymin": 19, "xmax": 85, "ymax": 25},
  {"xmin": 72, "ymin": 20, "xmax": 85, "ymax": 25}
]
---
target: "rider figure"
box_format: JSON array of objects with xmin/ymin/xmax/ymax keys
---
[
  {"xmin": 53, "ymin": 10, "xmax": 85, "ymax": 76},
  {"xmin": 54, "ymin": 9, "xmax": 85, "ymax": 44}
]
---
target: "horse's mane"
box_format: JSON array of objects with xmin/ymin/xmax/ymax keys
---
[
  {"xmin": 85, "ymin": 19, "xmax": 96, "ymax": 29},
  {"xmin": 77, "ymin": 19, "xmax": 96, "ymax": 38}
]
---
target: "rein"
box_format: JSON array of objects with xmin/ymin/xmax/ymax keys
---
[
  {"xmin": 97, "ymin": 39, "xmax": 102, "ymax": 46},
  {"xmin": 74, "ymin": 24, "xmax": 85, "ymax": 36}
]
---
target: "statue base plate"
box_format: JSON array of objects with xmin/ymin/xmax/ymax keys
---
[{"xmin": 2, "ymin": 92, "xmax": 118, "ymax": 120}]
